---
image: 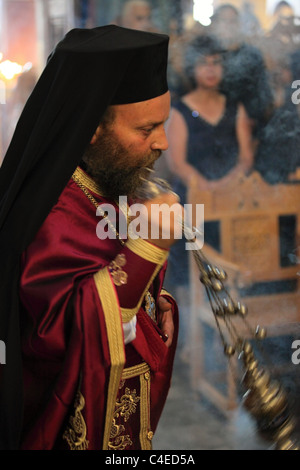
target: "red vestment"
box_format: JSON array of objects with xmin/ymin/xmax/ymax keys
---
[{"xmin": 19, "ymin": 167, "xmax": 178, "ymax": 450}]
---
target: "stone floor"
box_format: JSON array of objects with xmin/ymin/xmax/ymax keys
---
[
  {"xmin": 153, "ymin": 349, "xmax": 300, "ymax": 451},
  {"xmin": 153, "ymin": 355, "xmax": 266, "ymax": 451}
]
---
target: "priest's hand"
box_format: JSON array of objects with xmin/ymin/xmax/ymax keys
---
[
  {"xmin": 157, "ymin": 296, "xmax": 174, "ymax": 348},
  {"xmin": 140, "ymin": 193, "xmax": 184, "ymax": 251}
]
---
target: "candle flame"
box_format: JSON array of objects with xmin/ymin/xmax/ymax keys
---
[{"xmin": 0, "ymin": 59, "xmax": 24, "ymax": 80}]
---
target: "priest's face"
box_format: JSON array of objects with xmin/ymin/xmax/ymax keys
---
[{"xmin": 83, "ymin": 91, "xmax": 170, "ymax": 199}]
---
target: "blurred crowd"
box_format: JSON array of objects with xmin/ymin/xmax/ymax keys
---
[
  {"xmin": 110, "ymin": 0, "xmax": 300, "ymax": 187},
  {"xmin": 6, "ymin": 0, "xmax": 300, "ymax": 187}
]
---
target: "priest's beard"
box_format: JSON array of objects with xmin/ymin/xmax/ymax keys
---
[{"xmin": 82, "ymin": 130, "xmax": 161, "ymax": 199}]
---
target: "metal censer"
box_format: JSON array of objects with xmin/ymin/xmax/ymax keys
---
[{"xmin": 136, "ymin": 173, "xmax": 300, "ymax": 451}]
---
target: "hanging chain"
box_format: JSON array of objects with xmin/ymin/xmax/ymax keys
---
[{"xmin": 72, "ymin": 171, "xmax": 126, "ymax": 246}]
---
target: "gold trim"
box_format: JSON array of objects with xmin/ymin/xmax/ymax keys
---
[
  {"xmin": 122, "ymin": 362, "xmax": 150, "ymax": 380},
  {"xmin": 120, "ymin": 238, "xmax": 168, "ymax": 322},
  {"xmin": 121, "ymin": 307, "xmax": 139, "ymax": 323},
  {"xmin": 93, "ymin": 268, "xmax": 125, "ymax": 450},
  {"xmin": 73, "ymin": 166, "xmax": 103, "ymax": 197},
  {"xmin": 126, "ymin": 237, "xmax": 168, "ymax": 265},
  {"xmin": 139, "ymin": 369, "xmax": 152, "ymax": 450},
  {"xmin": 160, "ymin": 288, "xmax": 175, "ymax": 302},
  {"xmin": 121, "ymin": 261, "xmax": 163, "ymax": 322}
]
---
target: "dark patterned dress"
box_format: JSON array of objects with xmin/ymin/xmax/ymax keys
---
[{"xmin": 168, "ymin": 98, "xmax": 239, "ymax": 286}]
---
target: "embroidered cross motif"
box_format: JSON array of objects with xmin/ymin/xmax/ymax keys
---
[{"xmin": 109, "ymin": 253, "xmax": 128, "ymax": 286}]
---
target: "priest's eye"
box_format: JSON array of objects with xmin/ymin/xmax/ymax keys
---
[
  {"xmin": 141, "ymin": 126, "xmax": 154, "ymax": 135},
  {"xmin": 142, "ymin": 127, "xmax": 153, "ymax": 134}
]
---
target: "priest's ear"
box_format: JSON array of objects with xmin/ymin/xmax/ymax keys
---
[
  {"xmin": 90, "ymin": 106, "xmax": 116, "ymax": 144},
  {"xmin": 90, "ymin": 126, "xmax": 101, "ymax": 145}
]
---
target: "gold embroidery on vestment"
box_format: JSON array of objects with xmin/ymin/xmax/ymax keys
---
[
  {"xmin": 116, "ymin": 387, "xmax": 140, "ymax": 422},
  {"xmin": 63, "ymin": 391, "xmax": 89, "ymax": 450},
  {"xmin": 108, "ymin": 387, "xmax": 140, "ymax": 450},
  {"xmin": 109, "ymin": 420, "xmax": 133, "ymax": 450}
]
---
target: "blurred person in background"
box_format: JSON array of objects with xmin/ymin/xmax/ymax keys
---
[
  {"xmin": 255, "ymin": 55, "xmax": 300, "ymax": 185},
  {"xmin": 167, "ymin": 35, "xmax": 254, "ymax": 195},
  {"xmin": 239, "ymin": 1, "xmax": 264, "ymax": 46},
  {"xmin": 269, "ymin": 1, "xmax": 295, "ymax": 34},
  {"xmin": 114, "ymin": 0, "xmax": 158, "ymax": 32},
  {"xmin": 208, "ymin": 3, "xmax": 274, "ymax": 133},
  {"xmin": 164, "ymin": 35, "xmax": 254, "ymax": 356},
  {"xmin": 254, "ymin": 1, "xmax": 300, "ymax": 184},
  {"xmin": 261, "ymin": 1, "xmax": 300, "ymax": 109}
]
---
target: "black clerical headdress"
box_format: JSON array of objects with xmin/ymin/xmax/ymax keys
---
[{"xmin": 0, "ymin": 25, "xmax": 169, "ymax": 449}]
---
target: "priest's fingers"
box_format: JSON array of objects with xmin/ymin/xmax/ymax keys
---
[{"xmin": 158, "ymin": 307, "xmax": 174, "ymax": 348}]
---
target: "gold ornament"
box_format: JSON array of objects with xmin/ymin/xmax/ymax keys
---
[{"xmin": 109, "ymin": 254, "xmax": 128, "ymax": 286}]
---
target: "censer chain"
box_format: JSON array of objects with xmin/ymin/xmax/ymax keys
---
[{"xmin": 136, "ymin": 174, "xmax": 300, "ymax": 451}]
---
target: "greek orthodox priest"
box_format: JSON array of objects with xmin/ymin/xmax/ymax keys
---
[{"xmin": 0, "ymin": 25, "xmax": 179, "ymax": 450}]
